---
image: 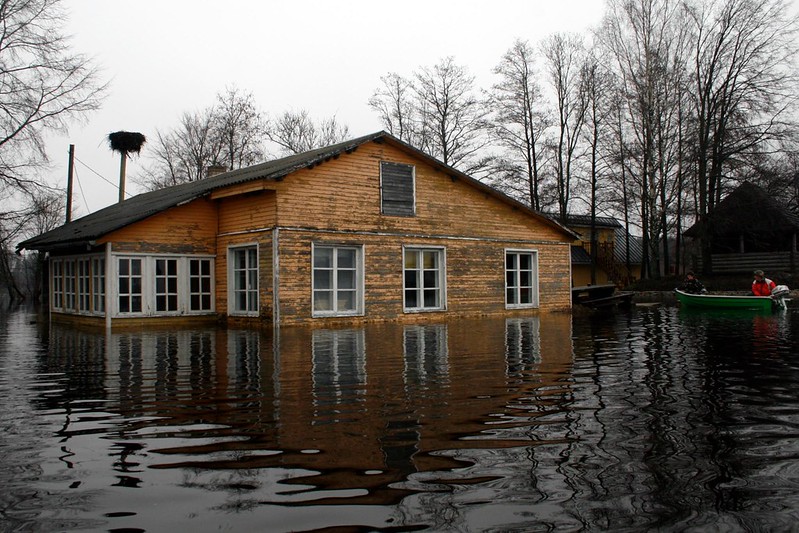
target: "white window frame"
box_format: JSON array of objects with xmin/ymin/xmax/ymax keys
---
[
  {"xmin": 51, "ymin": 259, "xmax": 64, "ymax": 311},
  {"xmin": 92, "ymin": 257, "xmax": 105, "ymax": 315},
  {"xmin": 403, "ymin": 246, "xmax": 446, "ymax": 313},
  {"xmin": 188, "ymin": 258, "xmax": 214, "ymax": 313},
  {"xmin": 116, "ymin": 256, "xmax": 145, "ymax": 315},
  {"xmin": 228, "ymin": 244, "xmax": 259, "ymax": 317},
  {"xmin": 505, "ymin": 249, "xmax": 539, "ymax": 309},
  {"xmin": 154, "ymin": 257, "xmax": 180, "ymax": 313},
  {"xmin": 112, "ymin": 254, "xmax": 216, "ymax": 317},
  {"xmin": 311, "ymin": 243, "xmax": 365, "ymax": 318}
]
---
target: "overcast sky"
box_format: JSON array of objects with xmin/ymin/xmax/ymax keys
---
[{"xmin": 48, "ymin": 0, "xmax": 610, "ymax": 215}]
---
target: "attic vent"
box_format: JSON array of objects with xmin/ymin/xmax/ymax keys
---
[{"xmin": 380, "ymin": 161, "xmax": 415, "ymax": 217}]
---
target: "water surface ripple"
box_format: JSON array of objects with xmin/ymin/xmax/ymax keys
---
[{"xmin": 2, "ymin": 305, "xmax": 799, "ymax": 531}]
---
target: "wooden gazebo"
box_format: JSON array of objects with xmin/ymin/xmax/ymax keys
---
[{"xmin": 684, "ymin": 182, "xmax": 799, "ymax": 274}]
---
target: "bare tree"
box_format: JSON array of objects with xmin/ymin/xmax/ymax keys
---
[
  {"xmin": 685, "ymin": 0, "xmax": 799, "ymax": 273},
  {"xmin": 0, "ymin": 0, "xmax": 107, "ymax": 194},
  {"xmin": 414, "ymin": 57, "xmax": 494, "ymax": 177},
  {"xmin": 138, "ymin": 88, "xmax": 267, "ymax": 190},
  {"xmin": 489, "ymin": 39, "xmax": 551, "ymax": 210},
  {"xmin": 215, "ymin": 86, "xmax": 266, "ymax": 169},
  {"xmin": 542, "ymin": 33, "xmax": 589, "ymax": 221},
  {"xmin": 369, "ymin": 73, "xmax": 418, "ymax": 145},
  {"xmin": 137, "ymin": 110, "xmax": 222, "ymax": 190},
  {"xmin": 265, "ymin": 110, "xmax": 350, "ymax": 155},
  {"xmin": 598, "ymin": 0, "xmax": 689, "ymax": 278}
]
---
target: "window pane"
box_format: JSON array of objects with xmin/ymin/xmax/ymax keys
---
[
  {"xmin": 423, "ymin": 289, "xmax": 438, "ymax": 308},
  {"xmin": 520, "ymin": 287, "xmax": 532, "ymax": 304},
  {"xmin": 337, "ymin": 270, "xmax": 355, "ymax": 290},
  {"xmin": 131, "ymin": 260, "xmax": 141, "ymax": 275},
  {"xmin": 132, "ymin": 277, "xmax": 142, "ymax": 293},
  {"xmin": 156, "ymin": 278, "xmax": 165, "ymax": 293},
  {"xmin": 404, "ymin": 250, "xmax": 417, "ymax": 269},
  {"xmin": 423, "ymin": 270, "xmax": 438, "ymax": 289},
  {"xmin": 405, "ymin": 289, "xmax": 417, "ymax": 308},
  {"xmin": 119, "ymin": 260, "xmax": 129, "ymax": 276},
  {"xmin": 337, "ymin": 249, "xmax": 356, "ymax": 268},
  {"xmin": 191, "ymin": 278, "xmax": 199, "ymax": 292},
  {"xmin": 131, "ymin": 296, "xmax": 142, "ymax": 312},
  {"xmin": 120, "ymin": 278, "xmax": 129, "ymax": 293},
  {"xmin": 314, "ymin": 247, "xmax": 333, "ymax": 268},
  {"xmin": 315, "ymin": 270, "xmax": 332, "ymax": 290},
  {"xmin": 404, "ymin": 270, "xmax": 418, "ymax": 289},
  {"xmin": 507, "ymin": 288, "xmax": 516, "ymax": 304},
  {"xmin": 520, "ymin": 254, "xmax": 531, "ymax": 270},
  {"xmin": 506, "ymin": 254, "xmax": 516, "ymax": 269},
  {"xmin": 338, "ymin": 291, "xmax": 355, "ymax": 311},
  {"xmin": 120, "ymin": 296, "xmax": 130, "ymax": 313},
  {"xmin": 423, "ymin": 251, "xmax": 437, "ymax": 269},
  {"xmin": 521, "ymin": 271, "xmax": 532, "ymax": 287},
  {"xmin": 314, "ymin": 291, "xmax": 333, "ymax": 311},
  {"xmin": 190, "ymin": 260, "xmax": 199, "ymax": 276}
]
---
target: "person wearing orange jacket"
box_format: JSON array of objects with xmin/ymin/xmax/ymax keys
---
[{"xmin": 751, "ymin": 269, "xmax": 777, "ymax": 296}]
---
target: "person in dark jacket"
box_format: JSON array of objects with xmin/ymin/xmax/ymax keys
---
[
  {"xmin": 680, "ymin": 271, "xmax": 706, "ymax": 294},
  {"xmin": 752, "ymin": 269, "xmax": 777, "ymax": 296}
]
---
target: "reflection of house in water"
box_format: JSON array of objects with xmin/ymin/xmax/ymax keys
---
[
  {"xmin": 403, "ymin": 324, "xmax": 449, "ymax": 386},
  {"xmin": 311, "ymin": 329, "xmax": 366, "ymax": 418},
  {"xmin": 505, "ymin": 317, "xmax": 541, "ymax": 377},
  {"xmin": 41, "ymin": 315, "xmax": 575, "ymax": 506}
]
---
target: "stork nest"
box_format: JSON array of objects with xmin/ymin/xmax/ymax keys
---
[{"xmin": 108, "ymin": 131, "xmax": 146, "ymax": 155}]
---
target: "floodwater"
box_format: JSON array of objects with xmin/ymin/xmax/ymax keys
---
[{"xmin": 2, "ymin": 304, "xmax": 799, "ymax": 532}]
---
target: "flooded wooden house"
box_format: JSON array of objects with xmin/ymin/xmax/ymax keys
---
[{"xmin": 18, "ymin": 132, "xmax": 576, "ymax": 328}]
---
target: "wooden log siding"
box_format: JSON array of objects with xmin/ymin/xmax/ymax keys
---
[
  {"xmin": 99, "ymin": 199, "xmax": 217, "ymax": 254},
  {"xmin": 218, "ymin": 190, "xmax": 276, "ymax": 235},
  {"xmin": 275, "ymin": 230, "xmax": 571, "ymax": 326},
  {"xmin": 274, "ymin": 143, "xmax": 566, "ymax": 243}
]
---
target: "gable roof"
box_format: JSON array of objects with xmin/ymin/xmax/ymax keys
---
[
  {"xmin": 18, "ymin": 131, "xmax": 576, "ymax": 252},
  {"xmin": 684, "ymin": 181, "xmax": 799, "ymax": 238}
]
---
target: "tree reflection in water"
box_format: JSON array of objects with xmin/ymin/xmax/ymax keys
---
[{"xmin": 2, "ymin": 307, "xmax": 799, "ymax": 531}]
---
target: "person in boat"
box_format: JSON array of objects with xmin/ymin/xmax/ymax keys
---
[
  {"xmin": 679, "ymin": 271, "xmax": 707, "ymax": 294},
  {"xmin": 751, "ymin": 269, "xmax": 777, "ymax": 296}
]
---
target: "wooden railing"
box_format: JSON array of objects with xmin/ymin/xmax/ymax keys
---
[
  {"xmin": 692, "ymin": 251, "xmax": 797, "ymax": 274},
  {"xmin": 584, "ymin": 242, "xmax": 636, "ymax": 287}
]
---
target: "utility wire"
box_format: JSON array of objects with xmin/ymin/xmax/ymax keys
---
[
  {"xmin": 74, "ymin": 156, "xmax": 134, "ymax": 199},
  {"xmin": 72, "ymin": 166, "xmax": 91, "ymax": 213}
]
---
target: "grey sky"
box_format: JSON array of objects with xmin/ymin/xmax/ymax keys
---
[{"xmin": 49, "ymin": 1, "xmax": 609, "ymax": 214}]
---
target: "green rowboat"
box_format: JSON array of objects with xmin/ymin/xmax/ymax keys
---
[{"xmin": 674, "ymin": 289, "xmax": 782, "ymax": 312}]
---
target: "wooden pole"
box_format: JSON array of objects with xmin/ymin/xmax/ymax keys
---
[
  {"xmin": 66, "ymin": 144, "xmax": 75, "ymax": 222},
  {"xmin": 118, "ymin": 152, "xmax": 127, "ymax": 203}
]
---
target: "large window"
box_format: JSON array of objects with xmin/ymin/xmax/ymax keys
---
[
  {"xmin": 380, "ymin": 161, "xmax": 415, "ymax": 216},
  {"xmin": 230, "ymin": 246, "xmax": 258, "ymax": 315},
  {"xmin": 189, "ymin": 258, "xmax": 213, "ymax": 312},
  {"xmin": 50, "ymin": 256, "xmax": 105, "ymax": 315},
  {"xmin": 77, "ymin": 259, "xmax": 91, "ymax": 312},
  {"xmin": 312, "ymin": 245, "xmax": 363, "ymax": 316},
  {"xmin": 403, "ymin": 247, "xmax": 445, "ymax": 312},
  {"xmin": 92, "ymin": 257, "xmax": 105, "ymax": 313},
  {"xmin": 118, "ymin": 257, "xmax": 143, "ymax": 314},
  {"xmin": 52, "ymin": 260, "xmax": 64, "ymax": 310},
  {"xmin": 155, "ymin": 258, "xmax": 179, "ymax": 313},
  {"xmin": 505, "ymin": 250, "xmax": 538, "ymax": 308},
  {"xmin": 52, "ymin": 254, "xmax": 213, "ymax": 317}
]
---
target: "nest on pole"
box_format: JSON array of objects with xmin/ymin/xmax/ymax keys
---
[{"xmin": 108, "ymin": 131, "xmax": 147, "ymax": 156}]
